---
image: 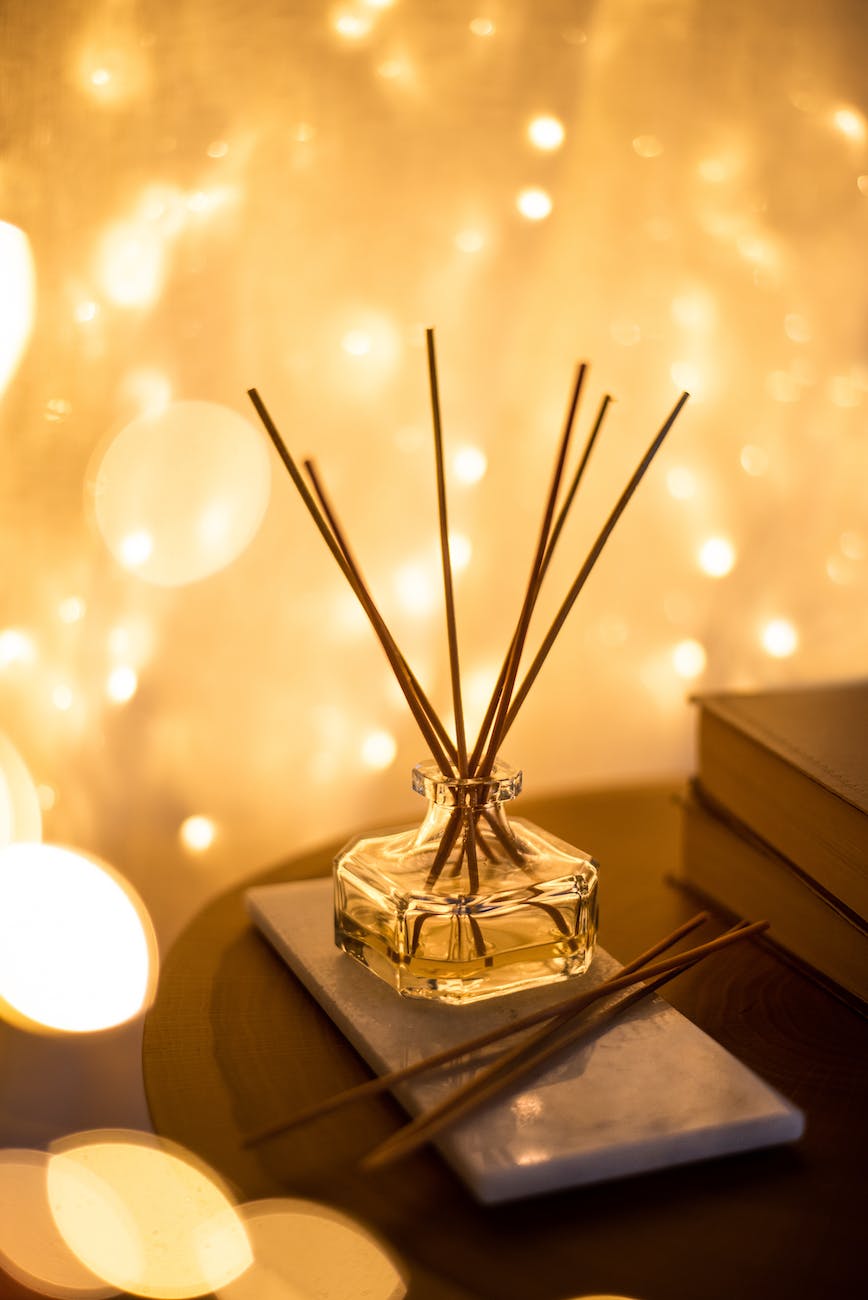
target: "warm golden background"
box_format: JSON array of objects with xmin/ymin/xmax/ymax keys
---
[{"xmin": 1, "ymin": 0, "xmax": 867, "ymax": 1116}]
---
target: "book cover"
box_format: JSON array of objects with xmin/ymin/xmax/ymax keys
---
[
  {"xmin": 680, "ymin": 783, "xmax": 868, "ymax": 1010},
  {"xmin": 694, "ymin": 681, "xmax": 868, "ymax": 921}
]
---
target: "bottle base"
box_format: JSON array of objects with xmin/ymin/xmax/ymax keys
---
[{"xmin": 334, "ymin": 816, "xmax": 599, "ymax": 1005}]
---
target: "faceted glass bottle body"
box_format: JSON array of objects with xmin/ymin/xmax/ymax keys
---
[{"xmin": 334, "ymin": 761, "xmax": 599, "ymax": 1005}]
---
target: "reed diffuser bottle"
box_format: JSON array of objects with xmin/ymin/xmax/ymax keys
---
[
  {"xmin": 335, "ymin": 761, "xmax": 599, "ymax": 1003},
  {"xmin": 250, "ymin": 330, "xmax": 687, "ymax": 1007}
]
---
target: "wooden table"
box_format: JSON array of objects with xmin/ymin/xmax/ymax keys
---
[{"xmin": 143, "ymin": 785, "xmax": 867, "ymax": 1300}]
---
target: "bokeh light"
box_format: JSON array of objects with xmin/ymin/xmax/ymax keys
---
[
  {"xmin": 452, "ymin": 445, "xmax": 487, "ymax": 484},
  {"xmin": 672, "ymin": 638, "xmax": 707, "ymax": 680},
  {"xmin": 0, "ymin": 1149, "xmax": 114, "ymax": 1299},
  {"xmin": 760, "ymin": 617, "xmax": 799, "ymax": 659},
  {"xmin": 0, "ymin": 844, "xmax": 157, "ymax": 1033},
  {"xmin": 361, "ymin": 729, "xmax": 398, "ymax": 770},
  {"xmin": 0, "ymin": 732, "xmax": 42, "ymax": 848},
  {"xmin": 89, "ymin": 401, "xmax": 271, "ymax": 587},
  {"xmin": 697, "ymin": 536, "xmax": 736, "ymax": 578},
  {"xmin": 516, "ymin": 187, "xmax": 553, "ymax": 220},
  {"xmin": 48, "ymin": 1131, "xmax": 253, "ymax": 1299},
  {"xmin": 528, "ymin": 115, "xmax": 565, "ymax": 151},
  {"xmin": 0, "ymin": 221, "xmax": 36, "ymax": 397},
  {"xmin": 179, "ymin": 815, "xmax": 217, "ymax": 853},
  {"xmin": 216, "ymin": 1198, "xmax": 405, "ymax": 1300}
]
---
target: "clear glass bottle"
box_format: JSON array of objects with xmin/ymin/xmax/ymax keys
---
[{"xmin": 334, "ymin": 760, "xmax": 599, "ymax": 1004}]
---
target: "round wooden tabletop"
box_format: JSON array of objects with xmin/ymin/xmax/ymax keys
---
[{"xmin": 143, "ymin": 784, "xmax": 866, "ymax": 1300}]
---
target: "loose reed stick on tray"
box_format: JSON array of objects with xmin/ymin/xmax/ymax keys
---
[
  {"xmin": 362, "ymin": 920, "xmax": 767, "ymax": 1170},
  {"xmin": 242, "ymin": 911, "xmax": 711, "ymax": 1147}
]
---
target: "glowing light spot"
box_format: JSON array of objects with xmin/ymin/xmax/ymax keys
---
[
  {"xmin": 672, "ymin": 639, "xmax": 707, "ymax": 680},
  {"xmin": 452, "ymin": 445, "xmax": 487, "ymax": 484},
  {"xmin": 74, "ymin": 299, "xmax": 99, "ymax": 323},
  {"xmin": 0, "ymin": 1150, "xmax": 110, "ymax": 1299},
  {"xmin": 670, "ymin": 361, "xmax": 702, "ymax": 398},
  {"xmin": 698, "ymin": 536, "xmax": 736, "ymax": 577},
  {"xmin": 697, "ymin": 154, "xmax": 740, "ymax": 183},
  {"xmin": 469, "ymin": 17, "xmax": 495, "ymax": 37},
  {"xmin": 180, "ymin": 815, "xmax": 217, "ymax": 853},
  {"xmin": 222, "ymin": 1198, "xmax": 406, "ymax": 1300},
  {"xmin": 90, "ymin": 402, "xmax": 271, "ymax": 588},
  {"xmin": 740, "ymin": 444, "xmax": 769, "ymax": 476},
  {"xmin": 858, "ymin": 175, "xmax": 868, "ymax": 196},
  {"xmin": 455, "ymin": 228, "xmax": 486, "ymax": 253},
  {"xmin": 0, "ymin": 222, "xmax": 36, "ymax": 397},
  {"xmin": 52, "ymin": 684, "xmax": 74, "ymax": 713},
  {"xmin": 394, "ymin": 563, "xmax": 436, "ymax": 615},
  {"xmin": 97, "ymin": 221, "xmax": 164, "ymax": 308},
  {"xmin": 293, "ymin": 121, "xmax": 316, "ymax": 143},
  {"xmin": 342, "ymin": 329, "xmax": 372, "ymax": 357},
  {"xmin": 610, "ymin": 319, "xmax": 641, "ymax": 346},
  {"xmin": 827, "ymin": 375, "xmax": 862, "ymax": 408},
  {"xmin": 666, "ymin": 466, "xmax": 697, "ymax": 500},
  {"xmin": 119, "ymin": 530, "xmax": 155, "ymax": 569},
  {"xmin": 106, "ymin": 665, "xmax": 138, "ymax": 704},
  {"xmin": 120, "ymin": 366, "xmax": 172, "ymax": 416},
  {"xmin": 37, "ymin": 784, "xmax": 56, "ymax": 812},
  {"xmin": 766, "ymin": 370, "xmax": 801, "ymax": 403},
  {"xmin": 671, "ymin": 290, "xmax": 716, "ymax": 332},
  {"xmin": 361, "ymin": 730, "xmax": 398, "ymax": 771},
  {"xmin": 0, "ymin": 629, "xmax": 37, "ymax": 667},
  {"xmin": 827, "ymin": 554, "xmax": 856, "ymax": 586},
  {"xmin": 737, "ymin": 233, "xmax": 778, "ymax": 270},
  {"xmin": 207, "ymin": 139, "xmax": 229, "ymax": 158},
  {"xmin": 45, "ymin": 397, "xmax": 71, "ymax": 422},
  {"xmin": 761, "ymin": 618, "xmax": 799, "ymax": 659},
  {"xmin": 364, "ymin": 0, "xmax": 394, "ymax": 8},
  {"xmin": 90, "ymin": 67, "xmax": 110, "ymax": 86},
  {"xmin": 831, "ymin": 104, "xmax": 866, "ymax": 141},
  {"xmin": 0, "ymin": 733, "xmax": 42, "ymax": 848},
  {"xmin": 448, "ymin": 532, "xmax": 472, "ymax": 572},
  {"xmin": 840, "ymin": 530, "xmax": 866, "ymax": 559},
  {"xmin": 334, "ymin": 311, "xmax": 402, "ymax": 390},
  {"xmin": 332, "ymin": 9, "xmax": 374, "ymax": 39},
  {"xmin": 58, "ymin": 596, "xmax": 86, "ymax": 624},
  {"xmin": 48, "ymin": 1132, "xmax": 252, "ymax": 1297},
  {"xmin": 0, "ymin": 845, "xmax": 156, "ymax": 1032},
  {"xmin": 596, "ymin": 617, "xmax": 629, "ymax": 647},
  {"xmin": 632, "ymin": 134, "xmax": 663, "ymax": 158},
  {"xmin": 528, "ymin": 115, "xmax": 565, "ymax": 151},
  {"xmin": 516, "ymin": 187, "xmax": 553, "ymax": 221},
  {"xmin": 784, "ymin": 313, "xmax": 811, "ymax": 343}
]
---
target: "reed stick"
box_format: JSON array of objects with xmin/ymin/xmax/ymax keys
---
[
  {"xmin": 362, "ymin": 921, "xmax": 763, "ymax": 1169},
  {"xmin": 498, "ymin": 390, "xmax": 689, "ymax": 747},
  {"xmin": 426, "ymin": 328, "xmax": 469, "ymax": 778},
  {"xmin": 303, "ymin": 457, "xmax": 460, "ymax": 769},
  {"xmin": 241, "ymin": 911, "xmax": 710, "ymax": 1147},
  {"xmin": 474, "ymin": 363, "xmax": 587, "ymax": 779},
  {"xmin": 467, "ymin": 384, "xmax": 610, "ymax": 774},
  {"xmin": 248, "ymin": 389, "xmax": 456, "ymax": 777}
]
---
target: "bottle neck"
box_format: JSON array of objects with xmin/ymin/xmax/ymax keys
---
[{"xmin": 411, "ymin": 759, "xmax": 522, "ymax": 811}]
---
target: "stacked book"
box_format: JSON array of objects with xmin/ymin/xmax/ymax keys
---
[{"xmin": 681, "ymin": 681, "xmax": 868, "ymax": 1011}]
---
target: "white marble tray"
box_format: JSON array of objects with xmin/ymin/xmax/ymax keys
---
[{"xmin": 246, "ymin": 877, "xmax": 804, "ymax": 1204}]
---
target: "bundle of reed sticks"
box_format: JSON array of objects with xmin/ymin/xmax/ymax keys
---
[
  {"xmin": 243, "ymin": 913, "xmax": 769, "ymax": 1162},
  {"xmin": 248, "ymin": 332, "xmax": 689, "ymax": 888}
]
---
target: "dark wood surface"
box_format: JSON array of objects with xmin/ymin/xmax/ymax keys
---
[{"xmin": 142, "ymin": 785, "xmax": 867, "ymax": 1300}]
